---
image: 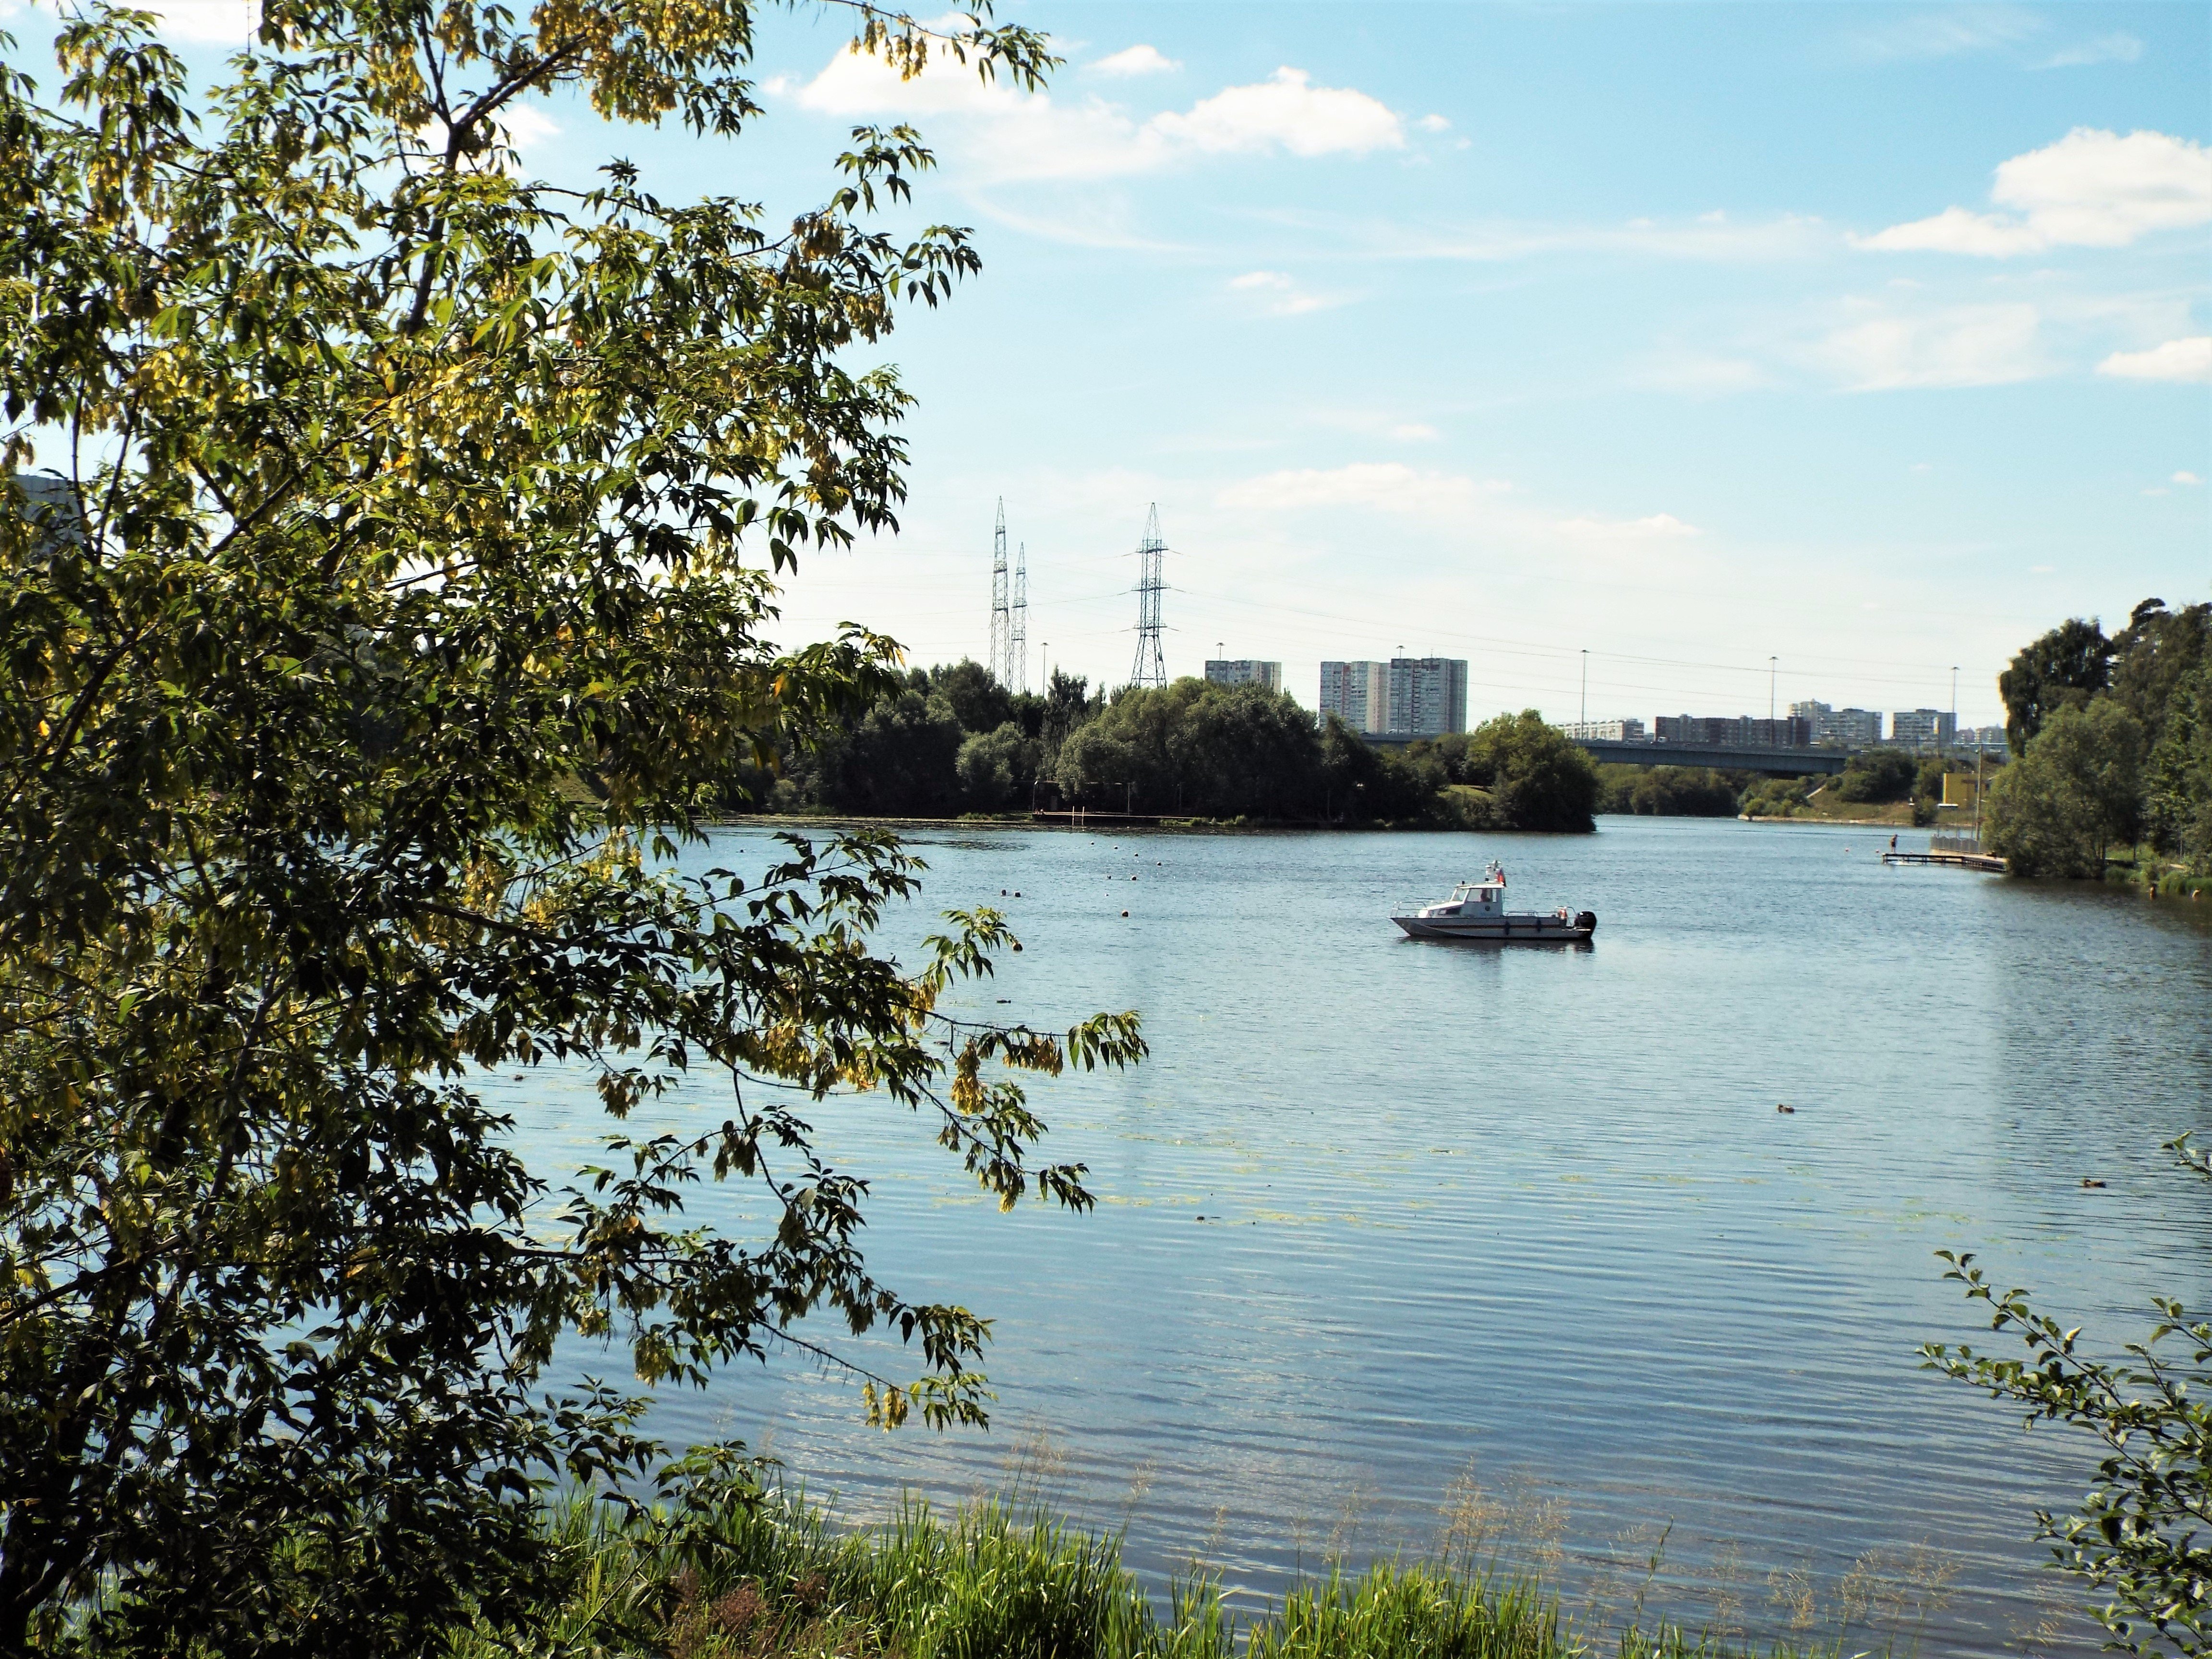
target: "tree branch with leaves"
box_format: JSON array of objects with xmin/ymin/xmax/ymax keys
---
[
  {"xmin": 1926, "ymin": 1137, "xmax": 2211, "ymax": 1657},
  {"xmin": 0, "ymin": 1, "xmax": 1132, "ymax": 1652}
]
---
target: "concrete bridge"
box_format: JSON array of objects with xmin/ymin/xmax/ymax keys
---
[
  {"xmin": 1363, "ymin": 731, "xmax": 1851, "ymax": 776},
  {"xmin": 1575, "ymin": 738, "xmax": 1847, "ymax": 776}
]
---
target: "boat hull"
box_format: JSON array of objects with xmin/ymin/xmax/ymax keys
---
[{"xmin": 1393, "ymin": 914, "xmax": 1594, "ymax": 942}]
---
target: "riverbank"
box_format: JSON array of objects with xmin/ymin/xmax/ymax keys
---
[
  {"xmin": 461, "ymin": 1491, "xmax": 1851, "ymax": 1659},
  {"xmin": 2104, "ymin": 851, "xmax": 2212, "ymax": 899}
]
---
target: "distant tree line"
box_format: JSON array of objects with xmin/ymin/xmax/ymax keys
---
[
  {"xmin": 1986, "ymin": 599, "xmax": 2212, "ymax": 878},
  {"xmin": 1593, "ymin": 748, "xmax": 1976, "ymax": 824},
  {"xmin": 731, "ymin": 664, "xmax": 1603, "ymax": 832}
]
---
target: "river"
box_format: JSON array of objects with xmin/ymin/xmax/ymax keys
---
[{"xmin": 496, "ymin": 816, "xmax": 2212, "ymax": 1657}]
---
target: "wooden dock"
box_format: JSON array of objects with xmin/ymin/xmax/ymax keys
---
[
  {"xmin": 1883, "ymin": 850, "xmax": 2007, "ymax": 873},
  {"xmin": 1031, "ymin": 810, "xmax": 1165, "ymax": 828}
]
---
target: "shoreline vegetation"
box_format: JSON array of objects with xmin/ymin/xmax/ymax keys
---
[
  {"xmin": 727, "ymin": 665, "xmax": 1605, "ymax": 833},
  {"xmin": 455, "ymin": 1489, "xmax": 1877, "ymax": 1659},
  {"xmin": 720, "ymin": 593, "xmax": 2212, "ymax": 893}
]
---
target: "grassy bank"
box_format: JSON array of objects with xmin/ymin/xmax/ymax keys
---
[
  {"xmin": 464, "ymin": 1492, "xmax": 1857, "ymax": 1659},
  {"xmin": 2102, "ymin": 849, "xmax": 2212, "ymax": 899}
]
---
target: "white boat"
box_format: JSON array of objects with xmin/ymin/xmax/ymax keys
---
[{"xmin": 1392, "ymin": 861, "xmax": 1596, "ymax": 942}]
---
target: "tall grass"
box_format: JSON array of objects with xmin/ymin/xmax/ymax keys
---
[{"xmin": 456, "ymin": 1491, "xmax": 1863, "ymax": 1659}]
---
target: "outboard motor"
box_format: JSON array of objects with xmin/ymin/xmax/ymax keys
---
[{"xmin": 1575, "ymin": 911, "xmax": 1598, "ymax": 934}]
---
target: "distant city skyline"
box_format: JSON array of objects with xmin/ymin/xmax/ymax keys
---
[{"xmin": 72, "ymin": 1, "xmax": 2211, "ymax": 726}]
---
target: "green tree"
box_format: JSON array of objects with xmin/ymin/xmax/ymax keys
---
[
  {"xmin": 817, "ymin": 687, "xmax": 966, "ymax": 816},
  {"xmin": 2108, "ymin": 600, "xmax": 2211, "ymax": 749},
  {"xmin": 2000, "ymin": 616, "xmax": 2113, "ymax": 753},
  {"xmin": 2144, "ymin": 659, "xmax": 2212, "ymax": 866},
  {"xmin": 1457, "ymin": 710, "xmax": 1600, "ymax": 832},
  {"xmin": 1169, "ymin": 683, "xmax": 1322, "ymax": 819},
  {"xmin": 0, "ymin": 3, "xmax": 1143, "ymax": 1651},
  {"xmin": 1985, "ymin": 700, "xmax": 2148, "ymax": 877},
  {"xmin": 1052, "ymin": 678, "xmax": 1325, "ymax": 817},
  {"xmin": 1927, "ymin": 1137, "xmax": 2212, "ymax": 1657},
  {"xmin": 955, "ymin": 720, "xmax": 1035, "ymax": 811},
  {"xmin": 1599, "ymin": 765, "xmax": 1741, "ymax": 817},
  {"xmin": 929, "ymin": 658, "xmax": 1016, "ymax": 736},
  {"xmin": 1319, "ymin": 714, "xmax": 1431, "ymax": 822},
  {"xmin": 1833, "ymin": 748, "xmax": 1918, "ymax": 805}
]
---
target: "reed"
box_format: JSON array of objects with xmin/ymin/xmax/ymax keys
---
[{"xmin": 456, "ymin": 1491, "xmax": 1861, "ymax": 1659}]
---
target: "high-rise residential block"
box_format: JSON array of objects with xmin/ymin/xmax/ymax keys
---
[
  {"xmin": 1653, "ymin": 714, "xmax": 1812, "ymax": 748},
  {"xmin": 1560, "ymin": 719, "xmax": 1647, "ymax": 742},
  {"xmin": 1890, "ymin": 709, "xmax": 1956, "ymax": 749},
  {"xmin": 1791, "ymin": 700, "xmax": 1882, "ymax": 747},
  {"xmin": 1319, "ymin": 661, "xmax": 1391, "ymax": 733},
  {"xmin": 1205, "ymin": 659, "xmax": 1283, "ymax": 693},
  {"xmin": 1388, "ymin": 658, "xmax": 1468, "ymax": 736}
]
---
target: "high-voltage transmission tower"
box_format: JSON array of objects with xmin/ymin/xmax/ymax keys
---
[
  {"xmin": 1129, "ymin": 504, "xmax": 1167, "ymax": 689},
  {"xmin": 1010, "ymin": 541, "xmax": 1029, "ymax": 694},
  {"xmin": 987, "ymin": 498, "xmax": 1014, "ymax": 688}
]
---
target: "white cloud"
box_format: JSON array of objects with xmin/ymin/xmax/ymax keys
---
[
  {"xmin": 1151, "ymin": 67, "xmax": 1403, "ymax": 158},
  {"xmin": 1418, "ymin": 114, "xmax": 1451, "ymax": 134},
  {"xmin": 2043, "ymin": 33, "xmax": 2143, "ymax": 68},
  {"xmin": 1843, "ymin": 7, "xmax": 2045, "ymax": 62},
  {"xmin": 2175, "ymin": 471, "xmax": 2205, "ymax": 486},
  {"xmin": 141, "ymin": 0, "xmax": 259, "ymax": 41},
  {"xmin": 1226, "ymin": 270, "xmax": 1340, "ymax": 316},
  {"xmin": 1814, "ymin": 300, "xmax": 2045, "ymax": 390},
  {"xmin": 1554, "ymin": 512, "xmax": 1702, "ymax": 540},
  {"xmin": 1858, "ymin": 205, "xmax": 2046, "ymax": 257},
  {"xmin": 798, "ymin": 50, "xmax": 1402, "ymax": 180},
  {"xmin": 1090, "ymin": 44, "xmax": 1179, "ymax": 77},
  {"xmin": 1859, "ymin": 128, "xmax": 2212, "ymax": 255},
  {"xmin": 2097, "ymin": 336, "xmax": 2212, "ymax": 383},
  {"xmin": 1304, "ymin": 409, "xmax": 1442, "ymax": 443},
  {"xmin": 1216, "ymin": 462, "xmax": 1505, "ymax": 518},
  {"xmin": 498, "ymin": 103, "xmax": 560, "ymax": 150},
  {"xmin": 1347, "ymin": 212, "xmax": 1832, "ymax": 265},
  {"xmin": 1633, "ymin": 347, "xmax": 1773, "ymax": 394}
]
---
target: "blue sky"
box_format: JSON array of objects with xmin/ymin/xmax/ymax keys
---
[{"xmin": 23, "ymin": 0, "xmax": 2211, "ymax": 727}]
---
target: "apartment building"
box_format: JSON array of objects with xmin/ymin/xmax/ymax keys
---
[
  {"xmin": 1387, "ymin": 657, "xmax": 1468, "ymax": 736},
  {"xmin": 1319, "ymin": 661, "xmax": 1391, "ymax": 733},
  {"xmin": 1204, "ymin": 659, "xmax": 1284, "ymax": 692}
]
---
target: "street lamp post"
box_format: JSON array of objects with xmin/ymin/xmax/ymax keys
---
[
  {"xmin": 1580, "ymin": 649, "xmax": 1588, "ymax": 727},
  {"xmin": 1769, "ymin": 656, "xmax": 1777, "ymax": 726}
]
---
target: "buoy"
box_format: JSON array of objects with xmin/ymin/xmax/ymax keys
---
[
  {"xmin": 1012, "ymin": 942, "xmax": 1023, "ymax": 952},
  {"xmin": 1014, "ymin": 890, "xmax": 1022, "ymax": 897},
  {"xmin": 1121, "ymin": 909, "xmax": 1129, "ymax": 917}
]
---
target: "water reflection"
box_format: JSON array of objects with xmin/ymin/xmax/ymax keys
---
[{"xmin": 493, "ymin": 817, "xmax": 2212, "ymax": 1658}]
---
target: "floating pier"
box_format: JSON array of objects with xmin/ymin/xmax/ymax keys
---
[{"xmin": 1882, "ymin": 849, "xmax": 2006, "ymax": 873}]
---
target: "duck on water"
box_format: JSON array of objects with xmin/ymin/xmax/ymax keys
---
[{"xmin": 1393, "ymin": 861, "xmax": 1597, "ymax": 942}]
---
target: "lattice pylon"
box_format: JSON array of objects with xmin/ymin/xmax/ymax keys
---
[
  {"xmin": 1130, "ymin": 504, "xmax": 1167, "ymax": 689},
  {"xmin": 988, "ymin": 498, "xmax": 1011, "ymax": 686},
  {"xmin": 1010, "ymin": 541, "xmax": 1028, "ymax": 695}
]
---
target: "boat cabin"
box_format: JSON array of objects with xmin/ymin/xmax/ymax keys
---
[{"xmin": 1419, "ymin": 863, "xmax": 1508, "ymax": 919}]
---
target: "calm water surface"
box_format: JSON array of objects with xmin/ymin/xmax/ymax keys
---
[{"xmin": 503, "ymin": 817, "xmax": 2212, "ymax": 1657}]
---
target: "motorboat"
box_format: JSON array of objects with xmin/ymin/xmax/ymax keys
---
[{"xmin": 1393, "ymin": 861, "xmax": 1596, "ymax": 942}]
